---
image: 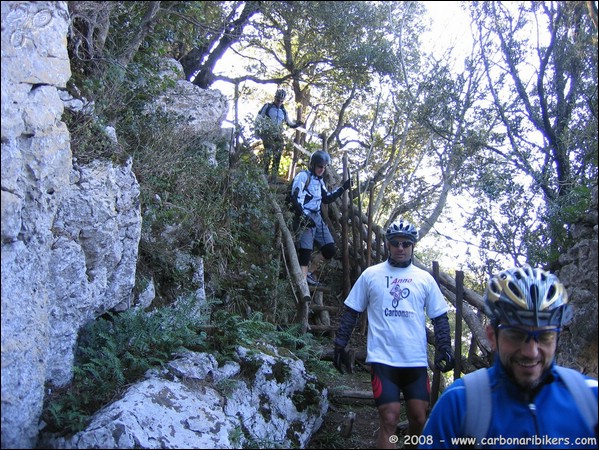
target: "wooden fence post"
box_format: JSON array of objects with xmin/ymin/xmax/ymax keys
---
[
  {"xmin": 342, "ymin": 154, "xmax": 351, "ymax": 297},
  {"xmin": 455, "ymin": 270, "xmax": 464, "ymax": 380},
  {"xmin": 431, "ymin": 261, "xmax": 441, "ymax": 406}
]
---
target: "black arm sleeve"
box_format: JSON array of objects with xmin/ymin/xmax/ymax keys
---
[
  {"xmin": 322, "ymin": 186, "xmax": 344, "ymax": 204},
  {"xmin": 334, "ymin": 306, "xmax": 360, "ymax": 348},
  {"xmin": 432, "ymin": 312, "xmax": 452, "ymax": 351}
]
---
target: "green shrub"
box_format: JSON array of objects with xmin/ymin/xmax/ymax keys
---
[{"xmin": 41, "ymin": 298, "xmax": 208, "ymax": 435}]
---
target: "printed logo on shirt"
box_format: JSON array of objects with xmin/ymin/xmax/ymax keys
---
[
  {"xmin": 385, "ymin": 277, "xmax": 415, "ymax": 319},
  {"xmin": 390, "ymin": 281, "xmax": 410, "ymax": 307}
]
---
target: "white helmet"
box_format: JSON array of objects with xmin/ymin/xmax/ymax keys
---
[
  {"xmin": 484, "ymin": 265, "xmax": 573, "ymax": 327},
  {"xmin": 385, "ymin": 220, "xmax": 418, "ymax": 243},
  {"xmin": 275, "ymin": 88, "xmax": 287, "ymax": 100}
]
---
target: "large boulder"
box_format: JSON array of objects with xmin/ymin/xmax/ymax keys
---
[{"xmin": 39, "ymin": 347, "xmax": 329, "ymax": 449}]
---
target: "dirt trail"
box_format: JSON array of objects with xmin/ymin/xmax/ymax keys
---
[{"xmin": 307, "ymin": 367, "xmax": 381, "ymax": 449}]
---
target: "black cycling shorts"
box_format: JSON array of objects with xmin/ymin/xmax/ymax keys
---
[{"xmin": 370, "ymin": 363, "xmax": 430, "ymax": 406}]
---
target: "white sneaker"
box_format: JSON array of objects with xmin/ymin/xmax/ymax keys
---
[{"xmin": 306, "ymin": 272, "xmax": 322, "ymax": 286}]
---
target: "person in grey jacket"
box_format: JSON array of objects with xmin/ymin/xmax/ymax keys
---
[
  {"xmin": 289, "ymin": 150, "xmax": 349, "ymax": 286},
  {"xmin": 255, "ymin": 88, "xmax": 302, "ymax": 181}
]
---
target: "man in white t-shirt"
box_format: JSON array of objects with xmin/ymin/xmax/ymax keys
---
[{"xmin": 333, "ymin": 219, "xmax": 454, "ymax": 449}]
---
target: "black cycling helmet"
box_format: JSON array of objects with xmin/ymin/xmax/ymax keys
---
[
  {"xmin": 275, "ymin": 88, "xmax": 287, "ymax": 100},
  {"xmin": 385, "ymin": 220, "xmax": 418, "ymax": 243},
  {"xmin": 309, "ymin": 150, "xmax": 331, "ymax": 171},
  {"xmin": 484, "ymin": 265, "xmax": 573, "ymax": 328}
]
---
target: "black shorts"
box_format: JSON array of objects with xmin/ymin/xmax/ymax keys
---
[{"xmin": 370, "ymin": 363, "xmax": 430, "ymax": 406}]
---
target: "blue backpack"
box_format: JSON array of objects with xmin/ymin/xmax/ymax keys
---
[{"xmin": 463, "ymin": 366, "xmax": 597, "ymax": 448}]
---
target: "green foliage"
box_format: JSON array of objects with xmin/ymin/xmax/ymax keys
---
[
  {"xmin": 465, "ymin": 1, "xmax": 598, "ymax": 266},
  {"xmin": 41, "ymin": 299, "xmax": 208, "ymax": 435},
  {"xmin": 209, "ymin": 310, "xmax": 276, "ymax": 355},
  {"xmin": 208, "ymin": 311, "xmax": 321, "ymax": 359},
  {"xmin": 63, "ymin": 110, "xmax": 124, "ymax": 165},
  {"xmin": 228, "ymin": 426, "xmax": 245, "ymax": 449},
  {"xmin": 126, "ymin": 106, "xmax": 289, "ymax": 317},
  {"xmin": 65, "ymin": 59, "xmax": 177, "ymax": 166},
  {"xmin": 42, "ymin": 232, "xmax": 325, "ymax": 442},
  {"xmin": 547, "ymin": 185, "xmax": 594, "ymax": 226}
]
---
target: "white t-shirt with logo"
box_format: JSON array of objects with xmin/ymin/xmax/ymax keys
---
[{"xmin": 344, "ymin": 261, "xmax": 449, "ymax": 367}]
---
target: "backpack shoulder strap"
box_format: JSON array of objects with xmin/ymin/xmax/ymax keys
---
[
  {"xmin": 463, "ymin": 368, "xmax": 491, "ymax": 448},
  {"xmin": 554, "ymin": 366, "xmax": 598, "ymax": 433},
  {"xmin": 259, "ymin": 102, "xmax": 273, "ymax": 117},
  {"xmin": 302, "ymin": 170, "xmax": 311, "ymax": 191}
]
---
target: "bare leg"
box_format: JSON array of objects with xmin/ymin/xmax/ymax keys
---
[
  {"xmin": 376, "ymin": 402, "xmax": 401, "ymax": 449},
  {"xmin": 404, "ymin": 399, "xmax": 429, "ymax": 449}
]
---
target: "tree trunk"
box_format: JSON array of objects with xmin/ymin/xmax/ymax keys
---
[{"xmin": 265, "ymin": 175, "xmax": 311, "ymax": 333}]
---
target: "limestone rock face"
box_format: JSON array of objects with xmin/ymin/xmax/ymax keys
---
[
  {"xmin": 46, "ymin": 159, "xmax": 142, "ymax": 386},
  {"xmin": 2, "ymin": 2, "xmax": 74, "ymax": 448},
  {"xmin": 2, "ymin": 2, "xmax": 140, "ymax": 447},
  {"xmin": 147, "ymin": 60, "xmax": 229, "ymax": 146},
  {"xmin": 556, "ymin": 185, "xmax": 599, "ymax": 377},
  {"xmin": 39, "ymin": 348, "xmax": 328, "ymax": 449}
]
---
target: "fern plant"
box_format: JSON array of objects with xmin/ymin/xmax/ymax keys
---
[{"xmin": 41, "ymin": 297, "xmax": 208, "ymax": 435}]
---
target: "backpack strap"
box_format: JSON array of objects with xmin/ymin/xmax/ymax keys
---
[
  {"xmin": 260, "ymin": 102, "xmax": 284, "ymax": 119},
  {"xmin": 302, "ymin": 170, "xmax": 311, "ymax": 192},
  {"xmin": 462, "ymin": 368, "xmax": 491, "ymax": 449},
  {"xmin": 258, "ymin": 102, "xmax": 271, "ymax": 117},
  {"xmin": 554, "ymin": 366, "xmax": 598, "ymax": 434}
]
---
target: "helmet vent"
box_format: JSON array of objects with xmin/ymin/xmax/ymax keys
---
[
  {"xmin": 484, "ymin": 265, "xmax": 571, "ymax": 326},
  {"xmin": 530, "ymin": 284, "xmax": 539, "ymax": 306},
  {"xmin": 547, "ymin": 284, "xmax": 556, "ymax": 301},
  {"xmin": 507, "ymin": 280, "xmax": 522, "ymax": 299},
  {"xmin": 514, "ymin": 270, "xmax": 524, "ymax": 280}
]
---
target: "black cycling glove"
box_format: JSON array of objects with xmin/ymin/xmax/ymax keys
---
[
  {"xmin": 342, "ymin": 178, "xmax": 351, "ymax": 191},
  {"xmin": 432, "ymin": 312, "xmax": 455, "ymax": 372},
  {"xmin": 333, "ymin": 306, "xmax": 360, "ymax": 374},
  {"xmin": 333, "ymin": 345, "xmax": 353, "ymax": 374},
  {"xmin": 435, "ymin": 348, "xmax": 455, "ymax": 372}
]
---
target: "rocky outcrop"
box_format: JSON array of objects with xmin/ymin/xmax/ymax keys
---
[
  {"xmin": 556, "ymin": 185, "xmax": 599, "ymax": 377},
  {"xmin": 2, "ymin": 2, "xmax": 312, "ymax": 449},
  {"xmin": 2, "ymin": 1, "xmax": 140, "ymax": 446},
  {"xmin": 45, "ymin": 158, "xmax": 142, "ymax": 386},
  {"xmin": 39, "ymin": 347, "xmax": 328, "ymax": 449},
  {"xmin": 2, "ymin": 2, "xmax": 74, "ymax": 448}
]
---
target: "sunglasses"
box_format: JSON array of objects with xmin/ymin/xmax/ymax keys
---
[
  {"xmin": 389, "ymin": 240, "xmax": 413, "ymax": 249},
  {"xmin": 497, "ymin": 324, "xmax": 561, "ymax": 346}
]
